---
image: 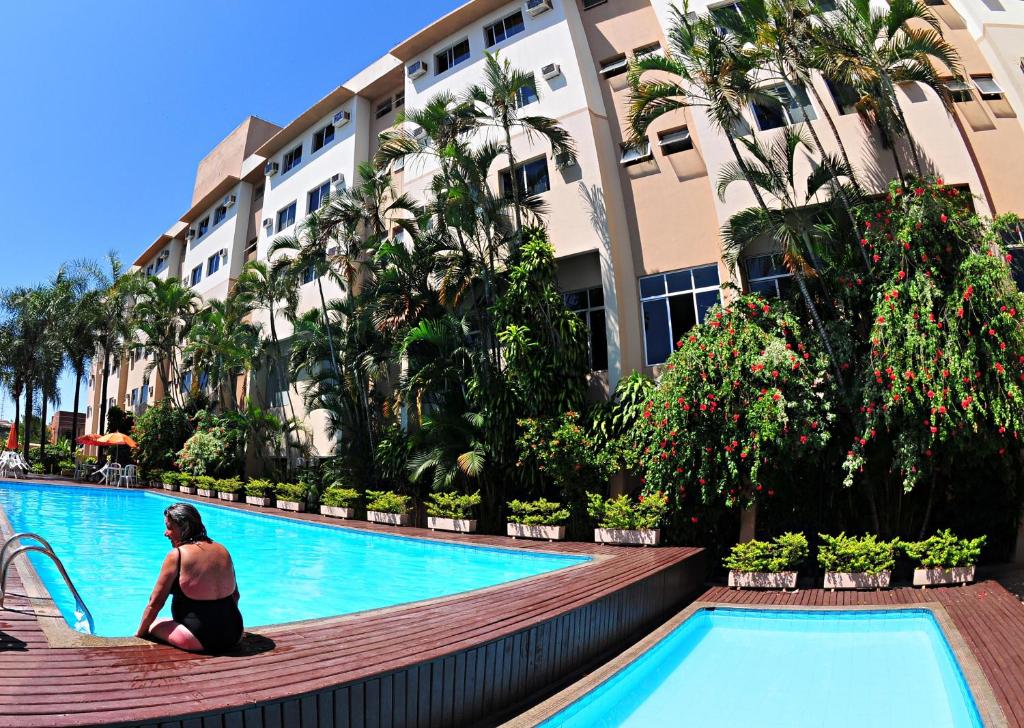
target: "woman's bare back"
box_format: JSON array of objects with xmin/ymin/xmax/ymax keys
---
[{"xmin": 177, "ymin": 542, "xmax": 237, "ymax": 600}]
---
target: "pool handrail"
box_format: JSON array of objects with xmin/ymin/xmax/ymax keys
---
[{"xmin": 0, "ymin": 533, "xmax": 95, "ymax": 635}]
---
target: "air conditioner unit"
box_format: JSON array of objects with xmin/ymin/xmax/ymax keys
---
[
  {"xmin": 331, "ymin": 173, "xmax": 346, "ymax": 192},
  {"xmin": 394, "ymin": 155, "xmax": 406, "ymax": 172},
  {"xmin": 223, "ymin": 194, "xmax": 236, "ymax": 208},
  {"xmin": 526, "ymin": 0, "xmax": 553, "ymax": 16},
  {"xmin": 218, "ymin": 248, "xmax": 228, "ymax": 261},
  {"xmin": 541, "ymin": 63, "xmax": 562, "ymax": 81},
  {"xmin": 555, "ymin": 152, "xmax": 576, "ymax": 170},
  {"xmin": 408, "ymin": 60, "xmax": 429, "ymax": 80},
  {"xmin": 262, "ymin": 218, "xmax": 273, "ymax": 229},
  {"xmin": 412, "ymin": 126, "xmax": 428, "ymax": 144},
  {"xmin": 186, "ymin": 228, "xmax": 196, "ymax": 241},
  {"xmin": 326, "ymin": 246, "xmax": 340, "ymax": 257},
  {"xmin": 333, "ymin": 110, "xmax": 351, "ymax": 127},
  {"xmin": 264, "ymin": 160, "xmax": 279, "ymax": 177}
]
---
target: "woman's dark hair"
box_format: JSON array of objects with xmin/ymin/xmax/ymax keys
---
[{"xmin": 164, "ymin": 503, "xmax": 211, "ymax": 544}]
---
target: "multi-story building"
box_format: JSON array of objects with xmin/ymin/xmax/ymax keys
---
[{"xmin": 84, "ymin": 0, "xmax": 1024, "ymax": 458}]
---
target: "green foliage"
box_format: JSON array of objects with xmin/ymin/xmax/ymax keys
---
[
  {"xmin": 723, "ymin": 533, "xmax": 809, "ymax": 573},
  {"xmin": 426, "ymin": 491, "xmax": 481, "ymax": 519},
  {"xmin": 176, "ymin": 430, "xmax": 227, "ymax": 476},
  {"xmin": 194, "ymin": 475, "xmax": 217, "ymax": 491},
  {"xmin": 132, "ymin": 401, "xmax": 192, "ymax": 472},
  {"xmin": 273, "ymin": 482, "xmax": 309, "ymax": 503},
  {"xmin": 146, "ymin": 468, "xmax": 166, "ymax": 484},
  {"xmin": 516, "ymin": 411, "xmax": 621, "ymax": 500},
  {"xmin": 211, "ymin": 477, "xmax": 244, "ymax": 494},
  {"xmin": 106, "ymin": 405, "xmax": 134, "ymax": 435},
  {"xmin": 506, "ymin": 498, "xmax": 570, "ymax": 526},
  {"xmin": 244, "ymin": 479, "xmax": 275, "ymax": 498},
  {"xmin": 321, "ymin": 486, "xmax": 360, "ymax": 508},
  {"xmin": 365, "ymin": 489, "xmax": 411, "ymax": 514},
  {"xmin": 30, "ymin": 462, "xmax": 45, "ymax": 474},
  {"xmin": 902, "ymin": 530, "xmax": 986, "ymax": 568},
  {"xmin": 586, "ymin": 491, "xmax": 668, "ymax": 531},
  {"xmin": 817, "ymin": 533, "xmax": 898, "ymax": 574}
]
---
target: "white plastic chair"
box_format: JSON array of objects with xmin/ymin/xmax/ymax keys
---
[{"xmin": 117, "ymin": 465, "xmax": 137, "ymax": 488}]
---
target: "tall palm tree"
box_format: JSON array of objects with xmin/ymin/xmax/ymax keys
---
[
  {"xmin": 63, "ymin": 269, "xmax": 102, "ymax": 448},
  {"xmin": 84, "ymin": 254, "xmax": 136, "ymax": 434},
  {"xmin": 129, "ymin": 275, "xmax": 200, "ymax": 405},
  {"xmin": 183, "ymin": 295, "xmax": 262, "ymax": 411}
]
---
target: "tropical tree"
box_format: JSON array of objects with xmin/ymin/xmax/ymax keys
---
[
  {"xmin": 63, "ymin": 268, "xmax": 102, "ymax": 448},
  {"xmin": 129, "ymin": 275, "xmax": 200, "ymax": 405},
  {"xmin": 84, "ymin": 253, "xmax": 136, "ymax": 434},
  {"xmin": 183, "ymin": 295, "xmax": 262, "ymax": 411}
]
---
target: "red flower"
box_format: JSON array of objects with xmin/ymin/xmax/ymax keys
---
[
  {"xmin": 898, "ymin": 270, "xmax": 906, "ymax": 280},
  {"xmin": 940, "ymin": 214, "xmax": 948, "ymax": 224},
  {"xmin": 873, "ymin": 254, "xmax": 881, "ymax": 263},
  {"xmin": 914, "ymin": 187, "xmax": 925, "ymax": 196},
  {"xmin": 691, "ymin": 516, "xmax": 699, "ymax": 524}
]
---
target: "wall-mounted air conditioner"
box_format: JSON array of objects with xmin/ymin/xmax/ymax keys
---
[
  {"xmin": 408, "ymin": 60, "xmax": 428, "ymax": 80},
  {"xmin": 223, "ymin": 194, "xmax": 236, "ymax": 208},
  {"xmin": 394, "ymin": 155, "xmax": 406, "ymax": 172},
  {"xmin": 262, "ymin": 218, "xmax": 273, "ymax": 229},
  {"xmin": 331, "ymin": 173, "xmax": 346, "ymax": 192},
  {"xmin": 412, "ymin": 126, "xmax": 428, "ymax": 146},
  {"xmin": 526, "ymin": 0, "xmax": 553, "ymax": 16},
  {"xmin": 541, "ymin": 63, "xmax": 562, "ymax": 80},
  {"xmin": 186, "ymin": 228, "xmax": 196, "ymax": 241},
  {"xmin": 555, "ymin": 152, "xmax": 576, "ymax": 170},
  {"xmin": 333, "ymin": 110, "xmax": 351, "ymax": 127},
  {"xmin": 264, "ymin": 161, "xmax": 279, "ymax": 177},
  {"xmin": 218, "ymin": 248, "xmax": 228, "ymax": 261},
  {"xmin": 326, "ymin": 246, "xmax": 340, "ymax": 257}
]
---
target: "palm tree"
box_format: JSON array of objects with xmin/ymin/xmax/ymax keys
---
[
  {"xmin": 84, "ymin": 254, "xmax": 136, "ymax": 434},
  {"xmin": 63, "ymin": 269, "xmax": 102, "ymax": 449},
  {"xmin": 183, "ymin": 295, "xmax": 262, "ymax": 411},
  {"xmin": 129, "ymin": 275, "xmax": 200, "ymax": 405},
  {"xmin": 813, "ymin": 0, "xmax": 962, "ymax": 177}
]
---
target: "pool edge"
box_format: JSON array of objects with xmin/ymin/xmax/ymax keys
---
[{"xmin": 502, "ymin": 601, "xmax": 1009, "ymax": 728}]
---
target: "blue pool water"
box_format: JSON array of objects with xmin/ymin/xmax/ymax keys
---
[
  {"xmin": 0, "ymin": 482, "xmax": 587, "ymax": 637},
  {"xmin": 542, "ymin": 608, "xmax": 984, "ymax": 728}
]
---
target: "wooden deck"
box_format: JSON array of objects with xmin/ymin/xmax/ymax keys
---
[{"xmin": 0, "ymin": 483, "xmax": 706, "ymax": 727}]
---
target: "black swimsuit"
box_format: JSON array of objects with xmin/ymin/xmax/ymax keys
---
[{"xmin": 170, "ymin": 546, "xmax": 244, "ymax": 654}]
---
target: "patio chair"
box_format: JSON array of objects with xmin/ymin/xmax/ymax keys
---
[{"xmin": 117, "ymin": 465, "xmax": 137, "ymax": 488}]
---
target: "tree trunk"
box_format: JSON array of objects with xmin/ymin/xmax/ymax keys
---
[
  {"xmin": 39, "ymin": 394, "xmax": 48, "ymax": 463},
  {"xmin": 99, "ymin": 350, "xmax": 111, "ymax": 435},
  {"xmin": 795, "ymin": 273, "xmax": 844, "ymax": 386},
  {"xmin": 23, "ymin": 385, "xmax": 33, "ymax": 462},
  {"xmin": 504, "ymin": 119, "xmax": 523, "ymax": 236},
  {"xmin": 739, "ymin": 501, "xmax": 758, "ymax": 543},
  {"xmin": 316, "ymin": 279, "xmax": 340, "ymax": 380},
  {"xmin": 725, "ymin": 132, "xmax": 770, "ymax": 211},
  {"xmin": 11, "ymin": 390, "xmax": 20, "ymax": 452},
  {"xmin": 806, "ymin": 79, "xmax": 862, "ymax": 195},
  {"xmin": 72, "ymin": 368, "xmax": 82, "ymax": 447},
  {"xmin": 891, "ymin": 93, "xmax": 923, "ymax": 177}
]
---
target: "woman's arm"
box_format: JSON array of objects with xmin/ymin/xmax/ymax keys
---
[{"xmin": 136, "ymin": 550, "xmax": 178, "ymax": 638}]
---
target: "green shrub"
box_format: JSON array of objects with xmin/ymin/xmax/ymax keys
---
[
  {"xmin": 244, "ymin": 479, "xmax": 275, "ymax": 498},
  {"xmin": 321, "ymin": 486, "xmax": 360, "ymax": 508},
  {"xmin": 133, "ymin": 401, "xmax": 192, "ymax": 472},
  {"xmin": 365, "ymin": 489, "xmax": 411, "ymax": 514},
  {"xmin": 817, "ymin": 533, "xmax": 897, "ymax": 575},
  {"xmin": 902, "ymin": 530, "xmax": 986, "ymax": 568},
  {"xmin": 586, "ymin": 491, "xmax": 668, "ymax": 530},
  {"xmin": 30, "ymin": 462, "xmax": 45, "ymax": 474},
  {"xmin": 211, "ymin": 477, "xmax": 243, "ymax": 494},
  {"xmin": 426, "ymin": 491, "xmax": 481, "ymax": 519},
  {"xmin": 507, "ymin": 498, "xmax": 570, "ymax": 526},
  {"xmin": 274, "ymin": 482, "xmax": 308, "ymax": 503},
  {"xmin": 177, "ymin": 431, "xmax": 227, "ymax": 476},
  {"xmin": 723, "ymin": 533, "xmax": 809, "ymax": 573},
  {"xmin": 147, "ymin": 468, "xmax": 166, "ymax": 484},
  {"xmin": 195, "ymin": 475, "xmax": 217, "ymax": 491}
]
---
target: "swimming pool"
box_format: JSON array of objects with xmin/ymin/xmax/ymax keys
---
[
  {"xmin": 541, "ymin": 607, "xmax": 984, "ymax": 728},
  {"xmin": 0, "ymin": 482, "xmax": 588, "ymax": 638}
]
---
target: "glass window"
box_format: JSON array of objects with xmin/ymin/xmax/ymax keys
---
[
  {"xmin": 946, "ymin": 80, "xmax": 972, "ymax": 103},
  {"xmin": 1005, "ymin": 220, "xmax": 1024, "ymax": 291},
  {"xmin": 582, "ymin": 0, "xmax": 607, "ymax": 9},
  {"xmin": 375, "ymin": 98, "xmax": 393, "ymax": 119},
  {"xmin": 639, "ymin": 265, "xmax": 721, "ymax": 365},
  {"xmin": 312, "ymin": 124, "xmax": 335, "ymax": 152},
  {"xmin": 181, "ymin": 372, "xmax": 193, "ymax": 393},
  {"xmin": 213, "ymin": 206, "xmax": 227, "ymax": 225},
  {"xmin": 515, "ymin": 75, "xmax": 539, "ymax": 108},
  {"xmin": 752, "ymin": 83, "xmax": 816, "ymax": 130},
  {"xmin": 277, "ymin": 201, "xmax": 297, "ymax": 232},
  {"xmin": 145, "ymin": 265, "xmax": 154, "ymax": 275},
  {"xmin": 485, "ymin": 10, "xmax": 525, "ymax": 48},
  {"xmin": 826, "ymin": 80, "xmax": 860, "ymax": 115},
  {"xmin": 282, "ymin": 144, "xmax": 302, "ymax": 173},
  {"xmin": 500, "ymin": 157, "xmax": 551, "ymax": 197},
  {"xmin": 436, "ymin": 38, "xmax": 471, "ymax": 75},
  {"xmin": 190, "ymin": 265, "xmax": 202, "ymax": 286},
  {"xmin": 745, "ymin": 254, "xmax": 793, "ymax": 299},
  {"xmin": 600, "ymin": 54, "xmax": 628, "ymax": 77},
  {"xmin": 207, "ymin": 253, "xmax": 221, "ymax": 276},
  {"xmin": 308, "ymin": 181, "xmax": 331, "ymax": 213},
  {"xmin": 658, "ymin": 127, "xmax": 693, "ymax": 155},
  {"xmin": 394, "ymin": 91, "xmax": 405, "ymax": 109},
  {"xmin": 973, "ymin": 77, "xmax": 1003, "ymax": 100},
  {"xmin": 197, "ymin": 216, "xmax": 210, "ymax": 238},
  {"xmin": 620, "ymin": 141, "xmax": 653, "ymax": 165},
  {"xmin": 563, "ymin": 286, "xmax": 609, "ymax": 371},
  {"xmin": 301, "ymin": 264, "xmax": 317, "ymax": 285}
]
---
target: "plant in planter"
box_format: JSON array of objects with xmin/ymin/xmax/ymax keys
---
[
  {"xmin": 274, "ymin": 482, "xmax": 308, "ymax": 512},
  {"xmin": 243, "ymin": 479, "xmax": 275, "ymax": 507},
  {"xmin": 365, "ymin": 490, "xmax": 412, "ymax": 526},
  {"xmin": 506, "ymin": 498, "xmax": 571, "ymax": 541},
  {"xmin": 147, "ymin": 468, "xmax": 166, "ymax": 488},
  {"xmin": 426, "ymin": 491, "xmax": 481, "ymax": 533},
  {"xmin": 723, "ymin": 533, "xmax": 808, "ymax": 589},
  {"xmin": 194, "ymin": 475, "xmax": 218, "ymax": 498},
  {"xmin": 586, "ymin": 491, "xmax": 668, "ymax": 546},
  {"xmin": 902, "ymin": 530, "xmax": 986, "ymax": 587},
  {"xmin": 818, "ymin": 533, "xmax": 898, "ymax": 590},
  {"xmin": 212, "ymin": 476, "xmax": 244, "ymax": 502},
  {"xmin": 161, "ymin": 471, "xmax": 182, "ymax": 492},
  {"xmin": 320, "ymin": 485, "xmax": 360, "ymax": 519},
  {"xmin": 176, "ymin": 473, "xmax": 197, "ymax": 494}
]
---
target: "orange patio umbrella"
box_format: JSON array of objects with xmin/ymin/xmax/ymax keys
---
[
  {"xmin": 4, "ymin": 426, "xmax": 16, "ymax": 452},
  {"xmin": 76, "ymin": 434, "xmax": 104, "ymax": 447},
  {"xmin": 95, "ymin": 432, "xmax": 138, "ymax": 449}
]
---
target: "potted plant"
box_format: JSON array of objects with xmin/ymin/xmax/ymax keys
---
[
  {"xmin": 320, "ymin": 485, "xmax": 360, "ymax": 519},
  {"xmin": 161, "ymin": 472, "xmax": 181, "ymax": 492},
  {"xmin": 724, "ymin": 533, "xmax": 808, "ymax": 589},
  {"xmin": 274, "ymin": 482, "xmax": 308, "ymax": 512},
  {"xmin": 178, "ymin": 474, "xmax": 197, "ymax": 495},
  {"xmin": 818, "ymin": 533, "xmax": 897, "ymax": 590},
  {"xmin": 426, "ymin": 491, "xmax": 481, "ymax": 533},
  {"xmin": 195, "ymin": 475, "xmax": 217, "ymax": 498},
  {"xmin": 903, "ymin": 530, "xmax": 986, "ymax": 587},
  {"xmin": 506, "ymin": 498, "xmax": 570, "ymax": 541},
  {"xmin": 365, "ymin": 490, "xmax": 412, "ymax": 526},
  {"xmin": 212, "ymin": 476, "xmax": 244, "ymax": 503},
  {"xmin": 244, "ymin": 479, "xmax": 275, "ymax": 508},
  {"xmin": 147, "ymin": 468, "xmax": 166, "ymax": 488},
  {"xmin": 586, "ymin": 491, "xmax": 668, "ymax": 546}
]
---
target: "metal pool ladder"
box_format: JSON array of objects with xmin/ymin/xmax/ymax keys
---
[{"xmin": 0, "ymin": 533, "xmax": 95, "ymax": 635}]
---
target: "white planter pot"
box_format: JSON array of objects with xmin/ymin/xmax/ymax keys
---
[
  {"xmin": 507, "ymin": 523, "xmax": 567, "ymax": 541},
  {"xmin": 196, "ymin": 488, "xmax": 216, "ymax": 498},
  {"xmin": 179, "ymin": 486, "xmax": 196, "ymax": 495},
  {"xmin": 245, "ymin": 495, "xmax": 273, "ymax": 507},
  {"xmin": 217, "ymin": 492, "xmax": 242, "ymax": 502},
  {"xmin": 728, "ymin": 571, "xmax": 798, "ymax": 589},
  {"xmin": 276, "ymin": 499, "xmax": 305, "ymax": 512},
  {"xmin": 367, "ymin": 510, "xmax": 411, "ymax": 526},
  {"xmin": 162, "ymin": 483, "xmax": 178, "ymax": 492},
  {"xmin": 321, "ymin": 505, "xmax": 355, "ymax": 519},
  {"xmin": 594, "ymin": 528, "xmax": 660, "ymax": 546},
  {"xmin": 913, "ymin": 566, "xmax": 976, "ymax": 587},
  {"xmin": 824, "ymin": 570, "xmax": 892, "ymax": 590},
  {"xmin": 428, "ymin": 516, "xmax": 477, "ymax": 533}
]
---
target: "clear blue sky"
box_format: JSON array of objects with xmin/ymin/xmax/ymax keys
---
[{"xmin": 0, "ymin": 0, "xmax": 463, "ymax": 424}]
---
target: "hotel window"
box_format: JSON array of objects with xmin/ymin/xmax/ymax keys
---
[
  {"xmin": 582, "ymin": 0, "xmax": 607, "ymax": 9},
  {"xmin": 435, "ymin": 38, "xmax": 471, "ymax": 75},
  {"xmin": 564, "ymin": 287, "xmax": 608, "ymax": 371},
  {"xmin": 826, "ymin": 79, "xmax": 860, "ymax": 115},
  {"xmin": 375, "ymin": 98, "xmax": 393, "ymax": 119},
  {"xmin": 145, "ymin": 264, "xmax": 154, "ymax": 275},
  {"xmin": 710, "ymin": 1, "xmax": 742, "ymax": 36},
  {"xmin": 207, "ymin": 253, "xmax": 221, "ymax": 276},
  {"xmin": 130, "ymin": 389, "xmax": 138, "ymax": 406},
  {"xmin": 814, "ymin": 0, "xmax": 837, "ymax": 10},
  {"xmin": 946, "ymin": 79, "xmax": 972, "ymax": 103},
  {"xmin": 1003, "ymin": 220, "xmax": 1024, "ymax": 291},
  {"xmin": 751, "ymin": 83, "xmax": 816, "ymax": 131},
  {"xmin": 599, "ymin": 54, "xmax": 628, "ymax": 78},
  {"xmin": 745, "ymin": 254, "xmax": 793, "ymax": 299},
  {"xmin": 277, "ymin": 201, "xmax": 297, "ymax": 232},
  {"xmin": 213, "ymin": 205, "xmax": 227, "ymax": 225},
  {"xmin": 308, "ymin": 181, "xmax": 331, "ymax": 213},
  {"xmin": 190, "ymin": 265, "xmax": 202, "ymax": 286},
  {"xmin": 394, "ymin": 91, "xmax": 405, "ymax": 109},
  {"xmin": 312, "ymin": 123, "xmax": 335, "ymax": 152},
  {"xmin": 620, "ymin": 141, "xmax": 653, "ymax": 166},
  {"xmin": 500, "ymin": 157, "xmax": 551, "ymax": 197},
  {"xmin": 301, "ymin": 264, "xmax": 317, "ymax": 285},
  {"xmin": 640, "ymin": 264, "xmax": 721, "ymax": 366},
  {"xmin": 659, "ymin": 127, "xmax": 693, "ymax": 155},
  {"xmin": 514, "ymin": 74, "xmax": 539, "ymax": 108},
  {"xmin": 633, "ymin": 42, "xmax": 663, "ymax": 60},
  {"xmin": 196, "ymin": 216, "xmax": 210, "ymax": 238},
  {"xmin": 973, "ymin": 76, "xmax": 1003, "ymax": 100},
  {"xmin": 180, "ymin": 371, "xmax": 193, "ymax": 393},
  {"xmin": 282, "ymin": 144, "xmax": 303, "ymax": 173},
  {"xmin": 485, "ymin": 10, "xmax": 525, "ymax": 48}
]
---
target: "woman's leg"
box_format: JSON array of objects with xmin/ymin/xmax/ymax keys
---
[{"xmin": 147, "ymin": 618, "xmax": 204, "ymax": 652}]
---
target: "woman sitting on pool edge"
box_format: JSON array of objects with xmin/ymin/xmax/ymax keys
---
[{"xmin": 136, "ymin": 503, "xmax": 244, "ymax": 654}]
